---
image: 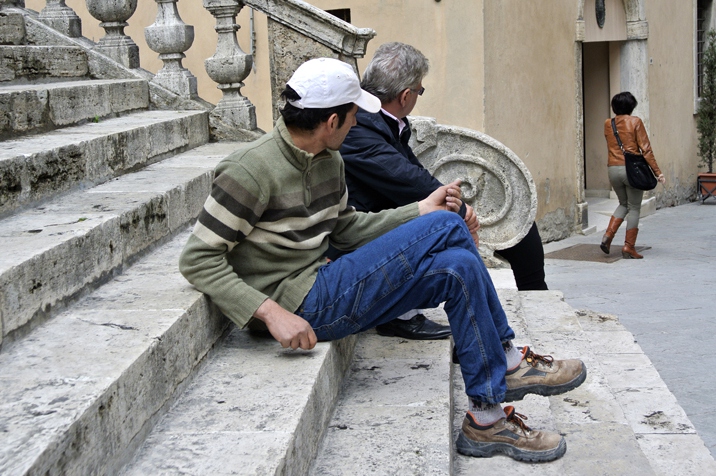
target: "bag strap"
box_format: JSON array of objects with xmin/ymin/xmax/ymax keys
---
[{"xmin": 610, "ymin": 118, "xmax": 627, "ymax": 154}]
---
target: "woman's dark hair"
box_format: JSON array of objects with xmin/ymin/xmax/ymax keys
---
[
  {"xmin": 611, "ymin": 91, "xmax": 638, "ymax": 116},
  {"xmin": 279, "ymin": 85, "xmax": 353, "ymax": 131}
]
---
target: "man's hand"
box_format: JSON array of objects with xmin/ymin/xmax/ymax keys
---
[
  {"xmin": 464, "ymin": 204, "xmax": 480, "ymax": 247},
  {"xmin": 418, "ymin": 180, "xmax": 462, "ymax": 215},
  {"xmin": 253, "ymin": 299, "xmax": 318, "ymax": 350}
]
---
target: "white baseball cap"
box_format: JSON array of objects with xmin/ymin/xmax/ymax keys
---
[{"xmin": 287, "ymin": 58, "xmax": 381, "ymax": 113}]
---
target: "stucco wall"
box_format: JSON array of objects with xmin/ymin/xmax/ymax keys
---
[
  {"xmin": 645, "ymin": 0, "xmax": 700, "ymax": 205},
  {"xmin": 309, "ymin": 0, "xmax": 485, "ymax": 133},
  {"xmin": 483, "ymin": 0, "xmax": 581, "ymax": 238}
]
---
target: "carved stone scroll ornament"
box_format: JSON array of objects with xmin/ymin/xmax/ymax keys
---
[{"xmin": 409, "ymin": 117, "xmax": 537, "ymax": 252}]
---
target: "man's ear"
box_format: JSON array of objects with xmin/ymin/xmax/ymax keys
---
[
  {"xmin": 326, "ymin": 112, "xmax": 340, "ymax": 131},
  {"xmin": 398, "ymin": 88, "xmax": 411, "ymax": 107}
]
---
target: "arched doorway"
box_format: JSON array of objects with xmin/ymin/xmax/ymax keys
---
[{"xmin": 576, "ymin": 0, "xmax": 648, "ymax": 224}]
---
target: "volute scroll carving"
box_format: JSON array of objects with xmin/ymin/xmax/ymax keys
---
[{"xmin": 409, "ymin": 116, "xmax": 538, "ymax": 252}]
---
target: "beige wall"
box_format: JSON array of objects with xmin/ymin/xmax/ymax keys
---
[
  {"xmin": 484, "ymin": 0, "xmax": 580, "ymax": 225},
  {"xmin": 645, "ymin": 0, "xmax": 700, "ymax": 205},
  {"xmin": 309, "ymin": 0, "xmax": 485, "ymax": 132}
]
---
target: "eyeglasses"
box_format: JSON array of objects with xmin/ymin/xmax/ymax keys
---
[{"xmin": 409, "ymin": 86, "xmax": 425, "ymax": 96}]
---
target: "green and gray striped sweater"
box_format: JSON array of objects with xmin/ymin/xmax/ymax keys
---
[{"xmin": 179, "ymin": 117, "xmax": 418, "ymax": 328}]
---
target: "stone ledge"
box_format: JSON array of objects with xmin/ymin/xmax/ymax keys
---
[
  {"xmin": 0, "ymin": 109, "xmax": 209, "ymax": 217},
  {"xmin": 0, "ymin": 79, "xmax": 149, "ymax": 139},
  {"xmin": 122, "ymin": 325, "xmax": 357, "ymax": 475},
  {"xmin": 453, "ymin": 289, "xmax": 716, "ymax": 474},
  {"xmin": 0, "ymin": 141, "xmax": 242, "ymax": 347},
  {"xmin": 0, "ymin": 230, "xmax": 228, "ymax": 475}
]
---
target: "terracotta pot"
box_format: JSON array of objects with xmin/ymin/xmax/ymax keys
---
[{"xmin": 697, "ymin": 172, "xmax": 716, "ymax": 202}]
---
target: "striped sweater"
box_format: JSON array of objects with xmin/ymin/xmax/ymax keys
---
[{"xmin": 179, "ymin": 117, "xmax": 419, "ymax": 328}]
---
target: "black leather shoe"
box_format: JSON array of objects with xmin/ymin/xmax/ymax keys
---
[{"xmin": 375, "ymin": 314, "xmax": 451, "ymax": 340}]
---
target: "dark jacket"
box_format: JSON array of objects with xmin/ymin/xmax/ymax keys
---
[{"xmin": 340, "ymin": 109, "xmax": 454, "ymax": 213}]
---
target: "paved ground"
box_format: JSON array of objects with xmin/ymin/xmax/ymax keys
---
[{"xmin": 539, "ymin": 196, "xmax": 716, "ymax": 458}]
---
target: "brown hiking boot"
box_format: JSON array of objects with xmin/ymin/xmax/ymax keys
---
[
  {"xmin": 456, "ymin": 406, "xmax": 567, "ymax": 462},
  {"xmin": 504, "ymin": 346, "xmax": 587, "ymax": 402}
]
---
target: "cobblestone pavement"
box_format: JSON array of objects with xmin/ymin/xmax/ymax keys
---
[{"xmin": 542, "ymin": 197, "xmax": 716, "ymax": 458}]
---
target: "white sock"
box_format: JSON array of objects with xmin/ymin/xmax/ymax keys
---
[
  {"xmin": 468, "ymin": 399, "xmax": 506, "ymax": 425},
  {"xmin": 504, "ymin": 341, "xmax": 523, "ymax": 371},
  {"xmin": 396, "ymin": 309, "xmax": 421, "ymax": 321}
]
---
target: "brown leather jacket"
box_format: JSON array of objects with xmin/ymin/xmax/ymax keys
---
[{"xmin": 604, "ymin": 114, "xmax": 661, "ymax": 176}]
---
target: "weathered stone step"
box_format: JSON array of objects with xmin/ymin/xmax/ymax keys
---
[
  {"xmin": 0, "ymin": 228, "xmax": 228, "ymax": 476},
  {"xmin": 0, "ymin": 45, "xmax": 88, "ymax": 82},
  {"xmin": 0, "ymin": 78, "xmax": 149, "ymax": 139},
  {"xmin": 0, "ymin": 141, "xmax": 241, "ymax": 349},
  {"xmin": 0, "ymin": 108, "xmax": 209, "ymax": 217},
  {"xmin": 120, "ymin": 327, "xmax": 356, "ymax": 475},
  {"xmin": 311, "ymin": 310, "xmax": 452, "ymax": 475},
  {"xmin": 453, "ymin": 288, "xmax": 716, "ymax": 474}
]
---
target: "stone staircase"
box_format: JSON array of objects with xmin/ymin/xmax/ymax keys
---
[
  {"xmin": 1, "ymin": 3, "xmax": 715, "ymax": 476},
  {"xmin": 0, "ymin": 6, "xmax": 243, "ymax": 474}
]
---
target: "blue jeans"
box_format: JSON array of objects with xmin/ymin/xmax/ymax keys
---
[{"xmin": 297, "ymin": 211, "xmax": 515, "ymax": 404}]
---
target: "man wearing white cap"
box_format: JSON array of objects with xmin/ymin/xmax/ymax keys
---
[{"xmin": 179, "ymin": 58, "xmax": 585, "ymax": 463}]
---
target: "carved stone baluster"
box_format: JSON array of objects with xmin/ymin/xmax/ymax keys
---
[
  {"xmin": 203, "ymin": 0, "xmax": 259, "ymax": 139},
  {"xmin": 145, "ymin": 0, "xmax": 197, "ymax": 99},
  {"xmin": 86, "ymin": 0, "xmax": 139, "ymax": 69},
  {"xmin": 39, "ymin": 0, "xmax": 82, "ymax": 37}
]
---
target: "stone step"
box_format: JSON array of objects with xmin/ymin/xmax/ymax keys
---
[
  {"xmin": 0, "ymin": 141, "xmax": 242, "ymax": 349},
  {"xmin": 0, "ymin": 108, "xmax": 209, "ymax": 217},
  {"xmin": 0, "ymin": 45, "xmax": 89, "ymax": 82},
  {"xmin": 453, "ymin": 288, "xmax": 716, "ymax": 474},
  {"xmin": 311, "ymin": 309, "xmax": 453, "ymax": 475},
  {"xmin": 0, "ymin": 11, "xmax": 27, "ymax": 46},
  {"xmin": 120, "ymin": 328, "xmax": 356, "ymax": 475},
  {"xmin": 0, "ymin": 78, "xmax": 150, "ymax": 140},
  {"xmin": 0, "ymin": 228, "xmax": 228, "ymax": 476}
]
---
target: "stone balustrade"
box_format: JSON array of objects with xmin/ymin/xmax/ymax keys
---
[
  {"xmin": 204, "ymin": 0, "xmax": 259, "ymax": 140},
  {"xmin": 86, "ymin": 0, "xmax": 139, "ymax": 69},
  {"xmin": 146, "ymin": 0, "xmax": 197, "ymax": 99},
  {"xmin": 38, "ymin": 0, "xmax": 81, "ymax": 37}
]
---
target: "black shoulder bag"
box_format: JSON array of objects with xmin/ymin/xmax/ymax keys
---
[{"xmin": 610, "ymin": 118, "xmax": 657, "ymax": 191}]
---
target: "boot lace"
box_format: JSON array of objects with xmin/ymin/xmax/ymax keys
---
[
  {"xmin": 505, "ymin": 408, "xmax": 532, "ymax": 435},
  {"xmin": 524, "ymin": 348, "xmax": 554, "ymax": 368}
]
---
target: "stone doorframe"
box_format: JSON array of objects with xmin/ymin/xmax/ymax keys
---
[{"xmin": 574, "ymin": 0, "xmax": 649, "ymax": 232}]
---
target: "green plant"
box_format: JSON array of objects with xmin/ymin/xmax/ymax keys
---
[{"xmin": 697, "ymin": 30, "xmax": 716, "ymax": 173}]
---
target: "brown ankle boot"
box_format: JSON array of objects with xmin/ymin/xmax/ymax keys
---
[
  {"xmin": 600, "ymin": 216, "xmax": 624, "ymax": 254},
  {"xmin": 622, "ymin": 228, "xmax": 643, "ymax": 259}
]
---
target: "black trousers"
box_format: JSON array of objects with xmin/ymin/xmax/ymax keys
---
[{"xmin": 494, "ymin": 221, "xmax": 548, "ymax": 291}]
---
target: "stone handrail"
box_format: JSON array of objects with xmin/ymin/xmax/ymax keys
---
[
  {"xmin": 410, "ymin": 117, "xmax": 538, "ymax": 253},
  {"xmin": 242, "ymin": 0, "xmax": 376, "ymax": 121},
  {"xmin": 243, "ymin": 0, "xmax": 375, "ymax": 58}
]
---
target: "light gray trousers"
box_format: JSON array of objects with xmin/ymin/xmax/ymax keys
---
[{"xmin": 608, "ymin": 165, "xmax": 644, "ymax": 229}]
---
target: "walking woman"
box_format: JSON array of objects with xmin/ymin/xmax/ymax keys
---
[{"xmin": 601, "ymin": 92, "xmax": 666, "ymax": 259}]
